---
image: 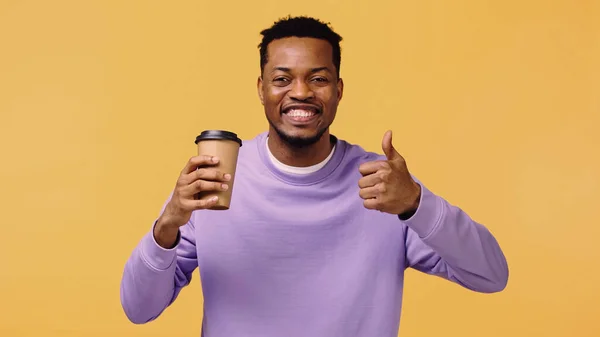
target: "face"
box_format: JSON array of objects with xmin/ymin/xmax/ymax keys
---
[{"xmin": 258, "ymin": 37, "xmax": 343, "ymax": 148}]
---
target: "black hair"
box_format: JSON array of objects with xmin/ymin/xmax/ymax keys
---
[{"xmin": 258, "ymin": 15, "xmax": 343, "ymax": 77}]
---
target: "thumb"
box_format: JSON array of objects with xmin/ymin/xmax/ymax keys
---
[{"xmin": 382, "ymin": 130, "xmax": 400, "ymax": 161}]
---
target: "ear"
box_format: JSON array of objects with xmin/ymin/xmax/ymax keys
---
[
  {"xmin": 336, "ymin": 77, "xmax": 344, "ymax": 102},
  {"xmin": 257, "ymin": 76, "xmax": 264, "ymax": 105}
]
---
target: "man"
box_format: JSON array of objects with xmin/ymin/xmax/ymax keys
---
[{"xmin": 120, "ymin": 16, "xmax": 509, "ymax": 336}]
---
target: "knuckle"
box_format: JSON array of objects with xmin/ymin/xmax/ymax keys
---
[
  {"xmin": 370, "ymin": 199, "xmax": 382, "ymax": 210},
  {"xmin": 175, "ymin": 199, "xmax": 188, "ymax": 210},
  {"xmin": 177, "ymin": 179, "xmax": 188, "ymax": 189}
]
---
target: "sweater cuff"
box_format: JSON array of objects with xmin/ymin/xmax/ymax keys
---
[
  {"xmin": 140, "ymin": 223, "xmax": 180, "ymax": 271},
  {"xmin": 400, "ymin": 182, "xmax": 445, "ymax": 239}
]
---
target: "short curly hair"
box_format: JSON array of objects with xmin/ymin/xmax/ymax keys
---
[{"xmin": 258, "ymin": 15, "xmax": 343, "ymax": 77}]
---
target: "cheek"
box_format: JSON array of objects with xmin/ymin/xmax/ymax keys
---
[
  {"xmin": 321, "ymin": 90, "xmax": 339, "ymax": 109},
  {"xmin": 265, "ymin": 89, "xmax": 286, "ymax": 106}
]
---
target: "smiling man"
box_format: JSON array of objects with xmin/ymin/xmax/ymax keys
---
[{"xmin": 120, "ymin": 16, "xmax": 509, "ymax": 337}]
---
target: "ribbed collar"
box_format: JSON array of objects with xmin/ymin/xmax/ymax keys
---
[{"xmin": 256, "ymin": 132, "xmax": 348, "ymax": 186}]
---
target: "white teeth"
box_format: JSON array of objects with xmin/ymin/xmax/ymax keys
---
[{"xmin": 286, "ymin": 109, "xmax": 315, "ymax": 118}]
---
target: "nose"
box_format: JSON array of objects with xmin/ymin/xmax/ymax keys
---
[{"xmin": 289, "ymin": 79, "xmax": 314, "ymax": 101}]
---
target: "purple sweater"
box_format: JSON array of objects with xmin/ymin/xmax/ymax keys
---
[{"xmin": 120, "ymin": 132, "xmax": 508, "ymax": 336}]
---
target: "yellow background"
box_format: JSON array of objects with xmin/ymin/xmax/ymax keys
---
[{"xmin": 1, "ymin": 0, "xmax": 598, "ymax": 336}]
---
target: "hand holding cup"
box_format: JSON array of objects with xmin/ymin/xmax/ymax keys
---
[
  {"xmin": 154, "ymin": 130, "xmax": 242, "ymax": 248},
  {"xmin": 154, "ymin": 155, "xmax": 231, "ymax": 248}
]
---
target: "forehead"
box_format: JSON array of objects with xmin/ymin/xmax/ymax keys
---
[{"xmin": 265, "ymin": 37, "xmax": 334, "ymax": 69}]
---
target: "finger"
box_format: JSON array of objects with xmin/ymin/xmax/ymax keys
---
[
  {"xmin": 183, "ymin": 179, "xmax": 229, "ymax": 197},
  {"xmin": 183, "ymin": 195, "xmax": 219, "ymax": 210},
  {"xmin": 381, "ymin": 130, "xmax": 403, "ymax": 161},
  {"xmin": 358, "ymin": 174, "xmax": 382, "ymax": 188},
  {"xmin": 363, "ymin": 198, "xmax": 381, "ymax": 211},
  {"xmin": 381, "ymin": 130, "xmax": 394, "ymax": 160},
  {"xmin": 358, "ymin": 160, "xmax": 390, "ymax": 176},
  {"xmin": 359, "ymin": 185, "xmax": 381, "ymax": 200},
  {"xmin": 184, "ymin": 168, "xmax": 231, "ymax": 185},
  {"xmin": 182, "ymin": 155, "xmax": 220, "ymax": 174}
]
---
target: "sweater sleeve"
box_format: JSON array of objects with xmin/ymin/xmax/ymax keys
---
[
  {"xmin": 403, "ymin": 179, "xmax": 509, "ymax": 293},
  {"xmin": 119, "ymin": 215, "xmax": 198, "ymax": 324}
]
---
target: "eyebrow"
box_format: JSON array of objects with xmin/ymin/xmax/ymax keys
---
[{"xmin": 273, "ymin": 66, "xmax": 331, "ymax": 74}]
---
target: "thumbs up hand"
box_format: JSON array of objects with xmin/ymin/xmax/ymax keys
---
[{"xmin": 358, "ymin": 130, "xmax": 421, "ymax": 215}]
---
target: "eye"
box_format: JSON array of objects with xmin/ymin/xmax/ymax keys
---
[
  {"xmin": 272, "ymin": 77, "xmax": 290, "ymax": 87},
  {"xmin": 312, "ymin": 77, "xmax": 329, "ymax": 83}
]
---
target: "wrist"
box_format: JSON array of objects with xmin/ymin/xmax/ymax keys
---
[
  {"xmin": 158, "ymin": 203, "xmax": 190, "ymax": 228},
  {"xmin": 409, "ymin": 181, "xmax": 421, "ymax": 210},
  {"xmin": 153, "ymin": 218, "xmax": 181, "ymax": 249},
  {"xmin": 398, "ymin": 182, "xmax": 421, "ymax": 220}
]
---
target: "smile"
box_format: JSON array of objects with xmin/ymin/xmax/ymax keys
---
[
  {"xmin": 282, "ymin": 107, "xmax": 320, "ymax": 125},
  {"xmin": 287, "ymin": 109, "xmax": 316, "ymax": 117}
]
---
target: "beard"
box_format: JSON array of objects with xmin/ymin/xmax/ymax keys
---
[{"xmin": 267, "ymin": 117, "xmax": 329, "ymax": 149}]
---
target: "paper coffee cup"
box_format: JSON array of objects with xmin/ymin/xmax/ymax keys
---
[{"xmin": 194, "ymin": 130, "xmax": 242, "ymax": 210}]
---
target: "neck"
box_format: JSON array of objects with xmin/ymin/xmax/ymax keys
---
[{"xmin": 267, "ymin": 130, "xmax": 334, "ymax": 167}]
